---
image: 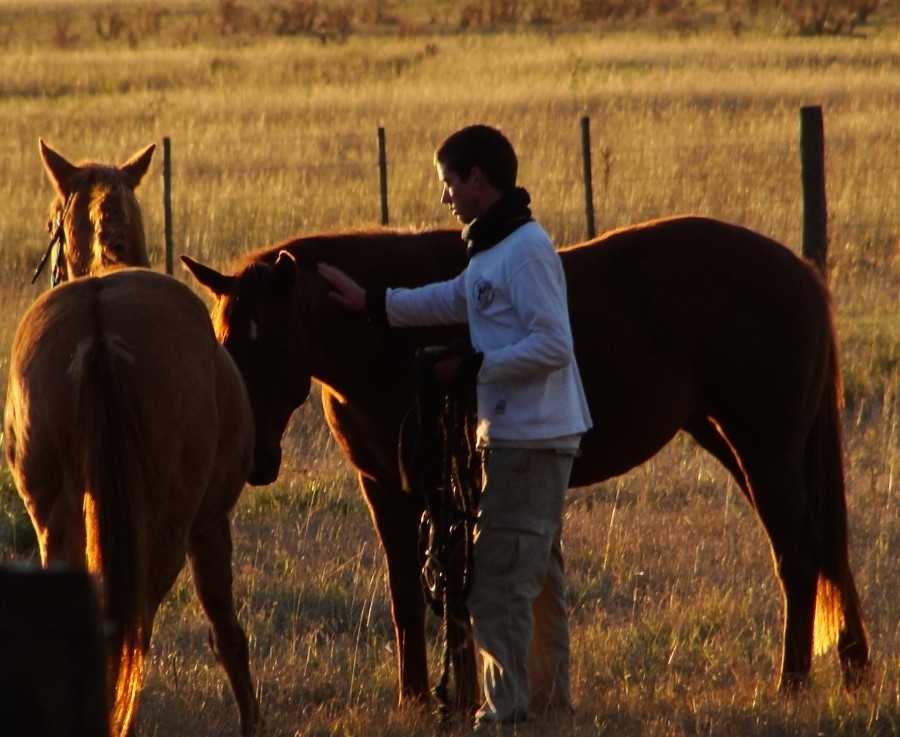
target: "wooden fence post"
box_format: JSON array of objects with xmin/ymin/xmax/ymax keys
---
[
  {"xmin": 163, "ymin": 137, "xmax": 174, "ymax": 275},
  {"xmin": 799, "ymin": 106, "xmax": 827, "ymax": 277},
  {"xmin": 581, "ymin": 116, "xmax": 596, "ymax": 240},
  {"xmin": 378, "ymin": 127, "xmax": 389, "ymax": 226}
]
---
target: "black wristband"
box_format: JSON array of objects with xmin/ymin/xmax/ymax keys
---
[
  {"xmin": 455, "ymin": 347, "xmax": 484, "ymax": 386},
  {"xmin": 364, "ymin": 291, "xmax": 388, "ymax": 324}
]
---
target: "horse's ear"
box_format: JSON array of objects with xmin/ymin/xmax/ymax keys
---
[
  {"xmin": 180, "ymin": 254, "xmax": 233, "ymax": 297},
  {"xmin": 39, "ymin": 138, "xmax": 78, "ymax": 200},
  {"xmin": 273, "ymin": 251, "xmax": 298, "ymax": 292},
  {"xmin": 120, "ymin": 143, "xmax": 156, "ymax": 189}
]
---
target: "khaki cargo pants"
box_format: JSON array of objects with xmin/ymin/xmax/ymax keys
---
[{"xmin": 468, "ymin": 446, "xmax": 574, "ymax": 726}]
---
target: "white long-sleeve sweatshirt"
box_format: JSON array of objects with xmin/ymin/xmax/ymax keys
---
[{"xmin": 385, "ymin": 221, "xmax": 592, "ymax": 447}]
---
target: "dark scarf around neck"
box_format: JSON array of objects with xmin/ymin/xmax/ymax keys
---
[{"xmin": 462, "ymin": 186, "xmax": 533, "ymax": 259}]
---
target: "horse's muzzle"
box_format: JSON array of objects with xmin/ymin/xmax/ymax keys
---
[{"xmin": 248, "ymin": 447, "xmax": 281, "ymax": 486}]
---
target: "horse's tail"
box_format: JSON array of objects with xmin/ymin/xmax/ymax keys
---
[
  {"xmin": 806, "ymin": 313, "xmax": 863, "ymax": 658},
  {"xmin": 74, "ymin": 329, "xmax": 149, "ymax": 737}
]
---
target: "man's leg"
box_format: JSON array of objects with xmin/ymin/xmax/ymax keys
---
[
  {"xmin": 467, "ymin": 448, "xmax": 571, "ymax": 728},
  {"xmin": 529, "ymin": 532, "xmax": 572, "ymax": 715}
]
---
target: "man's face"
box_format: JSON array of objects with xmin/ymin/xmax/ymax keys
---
[{"xmin": 436, "ymin": 162, "xmax": 482, "ymax": 225}]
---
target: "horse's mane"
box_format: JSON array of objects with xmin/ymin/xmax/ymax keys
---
[
  {"xmin": 46, "ymin": 163, "xmax": 120, "ymax": 229},
  {"xmin": 237, "ymin": 227, "xmax": 462, "ymax": 264},
  {"xmin": 234, "ymin": 227, "xmax": 467, "ymax": 290}
]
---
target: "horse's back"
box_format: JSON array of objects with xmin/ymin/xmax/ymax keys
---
[
  {"xmin": 562, "ymin": 216, "xmax": 826, "ymax": 325},
  {"xmin": 563, "ymin": 215, "xmax": 830, "ymax": 377}
]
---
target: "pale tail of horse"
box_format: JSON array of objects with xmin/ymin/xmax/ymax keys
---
[
  {"xmin": 810, "ymin": 327, "xmax": 868, "ymax": 674},
  {"xmin": 73, "ymin": 328, "xmax": 149, "ymax": 737}
]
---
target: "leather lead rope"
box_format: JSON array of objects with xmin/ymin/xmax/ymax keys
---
[
  {"xmin": 411, "ymin": 348, "xmax": 479, "ymax": 720},
  {"xmin": 32, "ymin": 187, "xmax": 79, "ymax": 286}
]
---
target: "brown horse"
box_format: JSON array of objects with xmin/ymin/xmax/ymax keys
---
[
  {"xmin": 36, "ymin": 138, "xmax": 153, "ymax": 285},
  {"xmin": 182, "ymin": 215, "xmax": 870, "ymax": 706},
  {"xmin": 4, "ymin": 142, "xmax": 262, "ymax": 737},
  {"xmin": 4, "ymin": 270, "xmax": 261, "ymax": 737}
]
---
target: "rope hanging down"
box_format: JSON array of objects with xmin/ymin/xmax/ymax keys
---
[
  {"xmin": 32, "ymin": 187, "xmax": 79, "ymax": 287},
  {"xmin": 400, "ymin": 344, "xmax": 481, "ymax": 718}
]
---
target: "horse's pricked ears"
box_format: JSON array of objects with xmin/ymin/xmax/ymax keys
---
[
  {"xmin": 120, "ymin": 143, "xmax": 156, "ymax": 190},
  {"xmin": 180, "ymin": 255, "xmax": 233, "ymax": 297},
  {"xmin": 274, "ymin": 251, "xmax": 298, "ymax": 291},
  {"xmin": 39, "ymin": 138, "xmax": 79, "ymax": 200}
]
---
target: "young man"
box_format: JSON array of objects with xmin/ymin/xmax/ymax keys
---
[{"xmin": 318, "ymin": 124, "xmax": 591, "ymax": 733}]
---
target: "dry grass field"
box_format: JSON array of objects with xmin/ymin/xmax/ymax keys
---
[{"xmin": 0, "ymin": 2, "xmax": 897, "ymax": 736}]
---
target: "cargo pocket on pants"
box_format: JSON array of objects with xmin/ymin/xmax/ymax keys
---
[{"xmin": 475, "ymin": 514, "xmax": 550, "ymax": 587}]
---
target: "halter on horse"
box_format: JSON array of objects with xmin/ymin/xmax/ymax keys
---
[{"xmin": 31, "ymin": 184, "xmax": 77, "ymax": 287}]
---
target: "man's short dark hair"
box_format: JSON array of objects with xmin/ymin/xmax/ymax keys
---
[{"xmin": 434, "ymin": 125, "xmax": 518, "ymax": 192}]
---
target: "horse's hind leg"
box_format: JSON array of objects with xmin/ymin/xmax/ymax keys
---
[
  {"xmin": 684, "ymin": 413, "xmax": 752, "ymax": 504},
  {"xmin": 188, "ymin": 519, "xmax": 262, "ymax": 736},
  {"xmin": 737, "ymin": 445, "xmax": 820, "ymax": 691},
  {"xmin": 10, "ymin": 456, "xmax": 86, "ymax": 569}
]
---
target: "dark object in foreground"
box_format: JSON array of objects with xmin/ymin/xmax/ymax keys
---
[{"xmin": 0, "ymin": 565, "xmax": 108, "ymax": 737}]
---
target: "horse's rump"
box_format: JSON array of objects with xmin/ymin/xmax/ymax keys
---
[
  {"xmin": 72, "ymin": 286, "xmax": 155, "ymax": 731},
  {"xmin": 559, "ymin": 216, "xmax": 835, "ymax": 486}
]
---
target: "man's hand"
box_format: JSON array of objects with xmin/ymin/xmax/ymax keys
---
[
  {"xmin": 424, "ymin": 347, "xmax": 463, "ymax": 383},
  {"xmin": 423, "ymin": 344, "xmax": 482, "ymax": 385},
  {"xmin": 317, "ymin": 263, "xmax": 366, "ymax": 311}
]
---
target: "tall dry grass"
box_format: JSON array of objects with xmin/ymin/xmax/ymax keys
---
[{"xmin": 0, "ymin": 5, "xmax": 896, "ymax": 736}]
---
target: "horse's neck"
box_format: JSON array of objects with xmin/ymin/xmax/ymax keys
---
[
  {"xmin": 295, "ymin": 238, "xmax": 466, "ymax": 403},
  {"xmin": 71, "ymin": 242, "xmax": 149, "ymax": 278},
  {"xmin": 286, "ymin": 230, "xmax": 465, "ymax": 288},
  {"xmin": 300, "ymin": 282, "xmax": 391, "ymax": 400},
  {"xmin": 69, "ymin": 183, "xmax": 151, "ymax": 276}
]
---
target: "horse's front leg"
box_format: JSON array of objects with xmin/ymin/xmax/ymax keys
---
[{"xmin": 359, "ymin": 475, "xmax": 431, "ymax": 704}]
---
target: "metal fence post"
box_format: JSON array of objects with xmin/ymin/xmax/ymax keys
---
[
  {"xmin": 163, "ymin": 137, "xmax": 173, "ymax": 275},
  {"xmin": 378, "ymin": 127, "xmax": 389, "ymax": 226},
  {"xmin": 581, "ymin": 116, "xmax": 596, "ymax": 240}
]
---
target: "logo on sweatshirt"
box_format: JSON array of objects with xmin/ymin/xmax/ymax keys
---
[{"xmin": 473, "ymin": 278, "xmax": 494, "ymax": 311}]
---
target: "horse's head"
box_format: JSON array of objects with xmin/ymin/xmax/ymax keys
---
[
  {"xmin": 39, "ymin": 139, "xmax": 154, "ymax": 284},
  {"xmin": 182, "ymin": 251, "xmax": 313, "ymax": 486}
]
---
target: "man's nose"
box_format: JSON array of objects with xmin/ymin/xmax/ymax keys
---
[{"xmin": 440, "ymin": 187, "xmax": 451, "ymax": 205}]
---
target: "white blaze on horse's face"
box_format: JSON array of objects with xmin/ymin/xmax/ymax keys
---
[{"xmin": 248, "ymin": 319, "xmax": 259, "ymax": 341}]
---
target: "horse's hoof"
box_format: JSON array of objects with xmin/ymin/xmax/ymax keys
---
[
  {"xmin": 842, "ymin": 662, "xmax": 874, "ymax": 692},
  {"xmin": 240, "ymin": 713, "xmax": 266, "ymax": 736},
  {"xmin": 777, "ymin": 672, "xmax": 809, "ymax": 694}
]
